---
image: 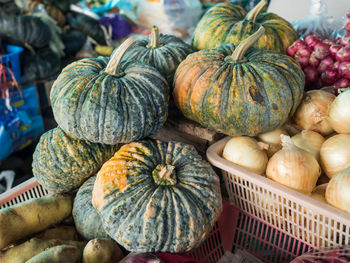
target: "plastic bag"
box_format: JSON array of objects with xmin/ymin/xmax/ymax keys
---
[
  {"xmin": 292, "ymin": 0, "xmax": 347, "ymax": 39},
  {"xmin": 137, "ymin": 0, "xmax": 203, "ymax": 39}
]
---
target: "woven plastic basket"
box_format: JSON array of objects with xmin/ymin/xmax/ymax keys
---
[
  {"xmin": 206, "ymin": 136, "xmax": 350, "ymax": 251},
  {"xmin": 0, "ymin": 177, "xmax": 317, "ymax": 262}
]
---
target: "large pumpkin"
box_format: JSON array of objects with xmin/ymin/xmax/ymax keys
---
[
  {"xmin": 72, "ymin": 175, "xmax": 110, "ymax": 240},
  {"xmin": 0, "ymin": 12, "xmax": 51, "ymax": 48},
  {"xmin": 121, "ymin": 26, "xmax": 195, "ymax": 86},
  {"xmin": 32, "ymin": 127, "xmax": 119, "ymax": 193},
  {"xmin": 192, "ymin": 0, "xmax": 298, "ymax": 53},
  {"xmin": 92, "ymin": 139, "xmax": 222, "ymax": 253},
  {"xmin": 50, "ymin": 37, "xmax": 169, "ymax": 144},
  {"xmin": 174, "ymin": 28, "xmax": 304, "ymax": 136}
]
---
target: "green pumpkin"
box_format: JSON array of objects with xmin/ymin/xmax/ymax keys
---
[
  {"xmin": 61, "ymin": 28, "xmax": 86, "ymax": 57},
  {"xmin": 73, "ymin": 175, "xmax": 110, "ymax": 240},
  {"xmin": 0, "ymin": 12, "xmax": 51, "ymax": 48},
  {"xmin": 192, "ymin": 0, "xmax": 298, "ymax": 53},
  {"xmin": 50, "ymin": 38, "xmax": 169, "ymax": 144},
  {"xmin": 75, "ymin": 13, "xmax": 106, "ymax": 45},
  {"xmin": 32, "ymin": 127, "xmax": 119, "ymax": 193},
  {"xmin": 92, "ymin": 139, "xmax": 222, "ymax": 253},
  {"xmin": 121, "ymin": 26, "xmax": 195, "ymax": 86},
  {"xmin": 174, "ymin": 28, "xmax": 304, "ymax": 136}
]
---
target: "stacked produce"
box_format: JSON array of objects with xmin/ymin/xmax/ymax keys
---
[{"xmin": 287, "ymin": 11, "xmax": 350, "ymax": 92}]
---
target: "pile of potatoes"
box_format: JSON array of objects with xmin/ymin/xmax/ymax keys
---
[{"xmin": 0, "ymin": 195, "xmax": 124, "ymax": 263}]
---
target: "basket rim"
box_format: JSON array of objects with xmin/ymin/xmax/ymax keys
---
[{"xmin": 207, "ymin": 136, "xmax": 350, "ymax": 224}]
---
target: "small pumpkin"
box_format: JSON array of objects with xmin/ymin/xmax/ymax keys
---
[
  {"xmin": 174, "ymin": 27, "xmax": 304, "ymax": 136},
  {"xmin": 121, "ymin": 25, "xmax": 195, "ymax": 86},
  {"xmin": 32, "ymin": 126, "xmax": 119, "ymax": 193},
  {"xmin": 75, "ymin": 13, "xmax": 106, "ymax": 45},
  {"xmin": 92, "ymin": 139, "xmax": 222, "ymax": 253},
  {"xmin": 50, "ymin": 37, "xmax": 169, "ymax": 144},
  {"xmin": 0, "ymin": 12, "xmax": 51, "ymax": 48},
  {"xmin": 192, "ymin": 0, "xmax": 298, "ymax": 53},
  {"xmin": 61, "ymin": 28, "xmax": 86, "ymax": 57},
  {"xmin": 72, "ymin": 175, "xmax": 110, "ymax": 240},
  {"xmin": 21, "ymin": 47, "xmax": 60, "ymax": 82}
]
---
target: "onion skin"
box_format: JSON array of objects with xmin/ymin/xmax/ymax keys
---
[
  {"xmin": 314, "ymin": 43, "xmax": 330, "ymax": 60},
  {"xmin": 329, "ymin": 44, "xmax": 342, "ymax": 58},
  {"xmin": 328, "ymin": 89, "xmax": 350, "ymax": 134},
  {"xmin": 308, "ymin": 54, "xmax": 319, "ymax": 67},
  {"xmin": 338, "ymin": 61, "xmax": 350, "ymax": 78},
  {"xmin": 317, "ymin": 56, "xmax": 333, "ymax": 73},
  {"xmin": 320, "ymin": 134, "xmax": 350, "ymax": 178},
  {"xmin": 335, "ymin": 46, "xmax": 350, "ymax": 62},
  {"xmin": 223, "ymin": 136, "xmax": 268, "ymax": 175},
  {"xmin": 295, "ymin": 46, "xmax": 311, "ymax": 58},
  {"xmin": 321, "ymin": 69, "xmax": 338, "ymax": 85},
  {"xmin": 266, "ymin": 135, "xmax": 321, "ymax": 194},
  {"xmin": 305, "ymin": 35, "xmax": 321, "ymax": 50},
  {"xmin": 257, "ymin": 128, "xmax": 289, "ymax": 158},
  {"xmin": 291, "ymin": 130, "xmax": 325, "ymax": 162},
  {"xmin": 334, "ymin": 78, "xmax": 350, "ymax": 88},
  {"xmin": 293, "ymin": 90, "xmax": 335, "ymax": 136},
  {"xmin": 325, "ymin": 167, "xmax": 350, "ymax": 214}
]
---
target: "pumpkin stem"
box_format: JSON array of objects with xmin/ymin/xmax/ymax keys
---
[
  {"xmin": 231, "ymin": 27, "xmax": 265, "ymax": 62},
  {"xmin": 152, "ymin": 164, "xmax": 177, "ymax": 186},
  {"xmin": 148, "ymin": 25, "xmax": 160, "ymax": 49},
  {"xmin": 105, "ymin": 36, "xmax": 134, "ymax": 76},
  {"xmin": 245, "ymin": 0, "xmax": 267, "ymax": 22}
]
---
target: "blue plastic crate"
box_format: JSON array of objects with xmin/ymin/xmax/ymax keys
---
[{"xmin": 1, "ymin": 45, "xmax": 23, "ymax": 83}]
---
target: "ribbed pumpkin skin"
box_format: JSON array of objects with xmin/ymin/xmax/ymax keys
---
[
  {"xmin": 122, "ymin": 34, "xmax": 195, "ymax": 85},
  {"xmin": 73, "ymin": 175, "xmax": 110, "ymax": 240},
  {"xmin": 173, "ymin": 44, "xmax": 304, "ymax": 136},
  {"xmin": 0, "ymin": 13, "xmax": 51, "ymax": 48},
  {"xmin": 92, "ymin": 139, "xmax": 222, "ymax": 253},
  {"xmin": 192, "ymin": 3, "xmax": 298, "ymax": 53},
  {"xmin": 50, "ymin": 58, "xmax": 169, "ymax": 144},
  {"xmin": 32, "ymin": 127, "xmax": 119, "ymax": 193}
]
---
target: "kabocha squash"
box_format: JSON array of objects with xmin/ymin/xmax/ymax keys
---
[
  {"xmin": 32, "ymin": 127, "xmax": 119, "ymax": 193},
  {"xmin": 121, "ymin": 25, "xmax": 195, "ymax": 86},
  {"xmin": 50, "ymin": 37, "xmax": 169, "ymax": 144},
  {"xmin": 72, "ymin": 175, "xmax": 110, "ymax": 240},
  {"xmin": 192, "ymin": 0, "xmax": 298, "ymax": 53},
  {"xmin": 75, "ymin": 13, "xmax": 106, "ymax": 45},
  {"xmin": 174, "ymin": 28, "xmax": 304, "ymax": 137},
  {"xmin": 92, "ymin": 139, "xmax": 222, "ymax": 253},
  {"xmin": 0, "ymin": 12, "xmax": 51, "ymax": 48},
  {"xmin": 61, "ymin": 28, "xmax": 86, "ymax": 57}
]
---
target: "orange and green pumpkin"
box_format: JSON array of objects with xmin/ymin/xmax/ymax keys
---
[
  {"xmin": 73, "ymin": 175, "xmax": 110, "ymax": 240},
  {"xmin": 50, "ymin": 37, "xmax": 169, "ymax": 144},
  {"xmin": 174, "ymin": 27, "xmax": 304, "ymax": 137},
  {"xmin": 121, "ymin": 26, "xmax": 195, "ymax": 86},
  {"xmin": 32, "ymin": 127, "xmax": 119, "ymax": 193},
  {"xmin": 192, "ymin": 0, "xmax": 298, "ymax": 53},
  {"xmin": 92, "ymin": 139, "xmax": 222, "ymax": 253}
]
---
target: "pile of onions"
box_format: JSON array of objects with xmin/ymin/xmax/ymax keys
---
[
  {"xmin": 293, "ymin": 90, "xmax": 335, "ymax": 136},
  {"xmin": 311, "ymin": 183, "xmax": 327, "ymax": 203},
  {"xmin": 320, "ymin": 134, "xmax": 350, "ymax": 178},
  {"xmin": 257, "ymin": 127, "xmax": 288, "ymax": 157},
  {"xmin": 326, "ymin": 167, "xmax": 350, "ymax": 213},
  {"xmin": 266, "ymin": 135, "xmax": 321, "ymax": 194},
  {"xmin": 328, "ymin": 89, "xmax": 350, "ymax": 133},
  {"xmin": 291, "ymin": 130, "xmax": 325, "ymax": 161},
  {"xmin": 222, "ymin": 136, "xmax": 268, "ymax": 175}
]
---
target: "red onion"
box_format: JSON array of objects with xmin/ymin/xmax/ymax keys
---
[
  {"xmin": 334, "ymin": 78, "xmax": 350, "ymax": 88},
  {"xmin": 314, "ymin": 42, "xmax": 330, "ymax": 59},
  {"xmin": 305, "ymin": 35, "xmax": 321, "ymax": 50},
  {"xmin": 339, "ymin": 35, "xmax": 350, "ymax": 46},
  {"xmin": 332, "ymin": 61, "xmax": 339, "ymax": 70},
  {"xmin": 304, "ymin": 66, "xmax": 318, "ymax": 84},
  {"xmin": 295, "ymin": 46, "xmax": 312, "ymax": 58},
  {"xmin": 309, "ymin": 54, "xmax": 320, "ymax": 67},
  {"xmin": 296, "ymin": 56, "xmax": 309, "ymax": 68},
  {"xmin": 338, "ymin": 61, "xmax": 350, "ymax": 78},
  {"xmin": 317, "ymin": 56, "xmax": 333, "ymax": 73},
  {"xmin": 329, "ymin": 44, "xmax": 342, "ymax": 58},
  {"xmin": 321, "ymin": 69, "xmax": 338, "ymax": 85},
  {"xmin": 287, "ymin": 40, "xmax": 307, "ymax": 57},
  {"xmin": 322, "ymin": 39, "xmax": 336, "ymax": 46},
  {"xmin": 336, "ymin": 46, "xmax": 350, "ymax": 62},
  {"xmin": 345, "ymin": 21, "xmax": 350, "ymax": 32}
]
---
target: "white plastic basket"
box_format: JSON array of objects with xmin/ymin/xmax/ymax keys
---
[{"xmin": 206, "ymin": 136, "xmax": 350, "ymax": 249}]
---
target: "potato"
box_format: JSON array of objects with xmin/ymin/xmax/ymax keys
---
[
  {"xmin": 36, "ymin": 226, "xmax": 78, "ymax": 241},
  {"xmin": 82, "ymin": 238, "xmax": 123, "ymax": 263},
  {"xmin": 0, "ymin": 238, "xmax": 86, "ymax": 263},
  {"xmin": 0, "ymin": 195, "xmax": 72, "ymax": 249},
  {"xmin": 25, "ymin": 245, "xmax": 81, "ymax": 263}
]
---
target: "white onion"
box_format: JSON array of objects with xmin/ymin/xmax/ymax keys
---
[
  {"xmin": 266, "ymin": 135, "xmax": 321, "ymax": 194},
  {"xmin": 257, "ymin": 127, "xmax": 289, "ymax": 157},
  {"xmin": 326, "ymin": 167, "xmax": 350, "ymax": 213},
  {"xmin": 293, "ymin": 90, "xmax": 335, "ymax": 136},
  {"xmin": 311, "ymin": 183, "xmax": 327, "ymax": 203},
  {"xmin": 328, "ymin": 89, "xmax": 350, "ymax": 134},
  {"xmin": 291, "ymin": 130, "xmax": 325, "ymax": 162},
  {"xmin": 320, "ymin": 134, "xmax": 350, "ymax": 178},
  {"xmin": 223, "ymin": 136, "xmax": 268, "ymax": 175}
]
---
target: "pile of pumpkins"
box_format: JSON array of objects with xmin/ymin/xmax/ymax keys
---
[{"xmin": 27, "ymin": 0, "xmax": 308, "ymax": 258}]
